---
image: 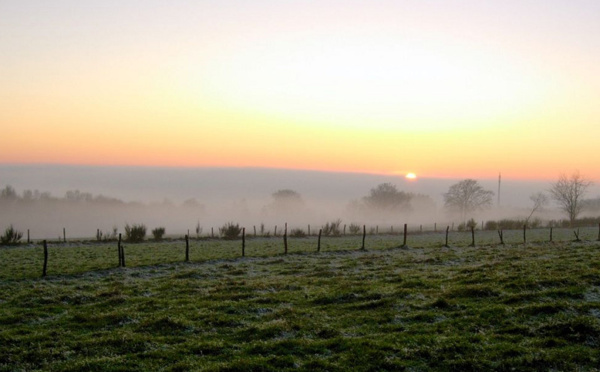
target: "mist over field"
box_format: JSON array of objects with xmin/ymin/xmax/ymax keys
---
[{"xmin": 1, "ymin": 165, "xmax": 598, "ymax": 239}]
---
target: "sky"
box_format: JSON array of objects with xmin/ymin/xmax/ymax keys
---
[{"xmin": 1, "ymin": 0, "xmax": 599, "ymax": 181}]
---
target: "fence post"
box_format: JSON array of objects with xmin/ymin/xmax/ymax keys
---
[
  {"xmin": 317, "ymin": 229, "xmax": 322, "ymax": 252},
  {"xmin": 361, "ymin": 225, "xmax": 366, "ymax": 250},
  {"xmin": 118, "ymin": 233, "xmax": 122, "ymax": 267},
  {"xmin": 402, "ymin": 224, "xmax": 408, "ymax": 247},
  {"xmin": 444, "ymin": 226, "xmax": 449, "ymax": 247},
  {"xmin": 274, "ymin": 225, "xmax": 277, "ymax": 237},
  {"xmin": 118, "ymin": 233, "xmax": 126, "ymax": 267},
  {"xmin": 308, "ymin": 224, "xmax": 311, "ymax": 236},
  {"xmin": 42, "ymin": 240, "xmax": 48, "ymax": 277},
  {"xmin": 344, "ymin": 224, "xmax": 346, "ymax": 236},
  {"xmin": 253, "ymin": 225, "xmax": 257, "ymax": 237},
  {"xmin": 550, "ymin": 227, "xmax": 553, "ymax": 242},
  {"xmin": 523, "ymin": 224, "xmax": 527, "ymax": 244},
  {"xmin": 498, "ymin": 230, "xmax": 504, "ymax": 245},
  {"xmin": 434, "ymin": 223, "xmax": 437, "ymax": 232},
  {"xmin": 242, "ymin": 228, "xmax": 246, "ymax": 257},
  {"xmin": 185, "ymin": 234, "xmax": 190, "ymax": 262},
  {"xmin": 211, "ymin": 227, "xmax": 214, "ymax": 238},
  {"xmin": 283, "ymin": 223, "xmax": 288, "ymax": 254},
  {"xmin": 376, "ymin": 225, "xmax": 378, "ymax": 235},
  {"xmin": 27, "ymin": 229, "xmax": 30, "ymax": 244},
  {"xmin": 470, "ymin": 226, "xmax": 475, "ymax": 247},
  {"xmin": 63, "ymin": 228, "xmax": 66, "ymax": 243}
]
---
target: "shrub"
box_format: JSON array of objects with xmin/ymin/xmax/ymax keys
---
[
  {"xmin": 290, "ymin": 228, "xmax": 306, "ymax": 238},
  {"xmin": 124, "ymin": 223, "xmax": 146, "ymax": 242},
  {"xmin": 322, "ymin": 219, "xmax": 342, "ymax": 236},
  {"xmin": 220, "ymin": 222, "xmax": 242, "ymax": 240},
  {"xmin": 1, "ymin": 225, "xmax": 23, "ymax": 245},
  {"xmin": 152, "ymin": 227, "xmax": 166, "ymax": 241},
  {"xmin": 348, "ymin": 223, "xmax": 361, "ymax": 234}
]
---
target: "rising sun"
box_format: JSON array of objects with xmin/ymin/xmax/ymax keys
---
[{"xmin": 406, "ymin": 173, "xmax": 417, "ymax": 180}]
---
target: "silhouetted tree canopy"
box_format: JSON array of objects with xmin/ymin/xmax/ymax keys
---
[
  {"xmin": 443, "ymin": 179, "xmax": 493, "ymax": 222},
  {"xmin": 363, "ymin": 183, "xmax": 412, "ymax": 212}
]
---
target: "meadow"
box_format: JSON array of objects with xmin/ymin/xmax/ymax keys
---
[{"xmin": 1, "ymin": 228, "xmax": 600, "ymax": 371}]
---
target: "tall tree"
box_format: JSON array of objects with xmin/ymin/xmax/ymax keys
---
[
  {"xmin": 363, "ymin": 183, "xmax": 412, "ymax": 213},
  {"xmin": 443, "ymin": 179, "xmax": 494, "ymax": 223},
  {"xmin": 549, "ymin": 171, "xmax": 592, "ymax": 225}
]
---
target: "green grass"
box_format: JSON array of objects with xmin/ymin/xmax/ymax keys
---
[{"xmin": 1, "ymin": 229, "xmax": 600, "ymax": 371}]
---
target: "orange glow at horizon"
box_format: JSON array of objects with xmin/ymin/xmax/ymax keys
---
[{"xmin": 1, "ymin": 2, "xmax": 600, "ymax": 183}]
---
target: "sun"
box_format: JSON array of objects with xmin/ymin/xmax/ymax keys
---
[{"xmin": 405, "ymin": 173, "xmax": 417, "ymax": 180}]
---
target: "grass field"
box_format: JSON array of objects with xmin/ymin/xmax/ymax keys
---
[{"xmin": 1, "ymin": 229, "xmax": 600, "ymax": 371}]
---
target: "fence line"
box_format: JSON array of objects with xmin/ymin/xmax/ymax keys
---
[{"xmin": 2, "ymin": 223, "xmax": 600, "ymax": 278}]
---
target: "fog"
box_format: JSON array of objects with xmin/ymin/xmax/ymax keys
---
[{"xmin": 1, "ymin": 165, "xmax": 599, "ymax": 239}]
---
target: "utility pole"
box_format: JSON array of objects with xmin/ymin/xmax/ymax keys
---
[{"xmin": 497, "ymin": 172, "xmax": 501, "ymax": 208}]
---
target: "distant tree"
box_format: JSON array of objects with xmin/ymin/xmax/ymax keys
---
[
  {"xmin": 525, "ymin": 192, "xmax": 549, "ymax": 225},
  {"xmin": 549, "ymin": 171, "xmax": 592, "ymax": 226},
  {"xmin": 443, "ymin": 179, "xmax": 494, "ymax": 223},
  {"xmin": 0, "ymin": 185, "xmax": 18, "ymax": 200},
  {"xmin": 363, "ymin": 183, "xmax": 412, "ymax": 213},
  {"xmin": 266, "ymin": 189, "xmax": 304, "ymax": 215}
]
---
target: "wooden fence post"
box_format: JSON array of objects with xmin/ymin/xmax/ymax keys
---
[
  {"xmin": 253, "ymin": 225, "xmax": 257, "ymax": 237},
  {"xmin": 27, "ymin": 229, "xmax": 30, "ymax": 244},
  {"xmin": 283, "ymin": 223, "xmax": 288, "ymax": 254},
  {"xmin": 308, "ymin": 224, "xmax": 311, "ymax": 236},
  {"xmin": 376, "ymin": 225, "xmax": 378, "ymax": 235},
  {"xmin": 63, "ymin": 228, "xmax": 66, "ymax": 243},
  {"xmin": 42, "ymin": 240, "xmax": 48, "ymax": 277},
  {"xmin": 361, "ymin": 225, "xmax": 366, "ymax": 250},
  {"xmin": 185, "ymin": 234, "xmax": 190, "ymax": 262},
  {"xmin": 118, "ymin": 233, "xmax": 122, "ymax": 267},
  {"xmin": 550, "ymin": 227, "xmax": 553, "ymax": 242},
  {"xmin": 444, "ymin": 226, "xmax": 449, "ymax": 247},
  {"xmin": 434, "ymin": 223, "xmax": 437, "ymax": 232},
  {"xmin": 402, "ymin": 223, "xmax": 408, "ymax": 247},
  {"xmin": 242, "ymin": 228, "xmax": 246, "ymax": 257},
  {"xmin": 118, "ymin": 233, "xmax": 126, "ymax": 267},
  {"xmin": 274, "ymin": 225, "xmax": 277, "ymax": 237},
  {"xmin": 523, "ymin": 224, "xmax": 527, "ymax": 244},
  {"xmin": 317, "ymin": 229, "xmax": 322, "ymax": 252},
  {"xmin": 470, "ymin": 226, "xmax": 475, "ymax": 247},
  {"xmin": 344, "ymin": 224, "xmax": 347, "ymax": 236}
]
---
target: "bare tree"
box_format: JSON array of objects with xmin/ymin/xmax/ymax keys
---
[
  {"xmin": 525, "ymin": 192, "xmax": 549, "ymax": 226},
  {"xmin": 443, "ymin": 179, "xmax": 494, "ymax": 223},
  {"xmin": 549, "ymin": 171, "xmax": 592, "ymax": 226}
]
